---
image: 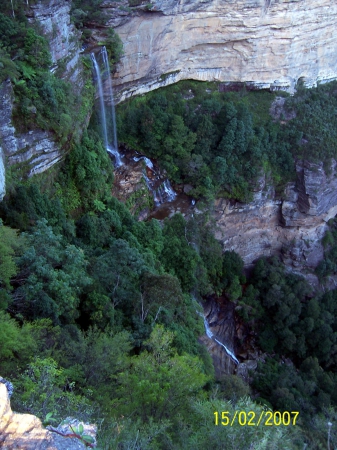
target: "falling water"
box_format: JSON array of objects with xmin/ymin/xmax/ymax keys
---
[
  {"xmin": 91, "ymin": 53, "xmax": 108, "ymax": 149},
  {"xmin": 101, "ymin": 47, "xmax": 122, "ymax": 166},
  {"xmin": 91, "ymin": 49, "xmax": 122, "ymax": 167},
  {"xmin": 133, "ymin": 156, "xmax": 154, "ymax": 171},
  {"xmin": 154, "ymin": 180, "xmax": 176, "ymax": 205},
  {"xmin": 132, "ymin": 153, "xmax": 177, "ymax": 206},
  {"xmin": 196, "ymin": 310, "xmax": 239, "ymax": 365}
]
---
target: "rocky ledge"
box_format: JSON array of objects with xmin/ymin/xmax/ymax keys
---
[
  {"xmin": 0, "ymin": 81, "xmax": 63, "ymax": 180},
  {"xmin": 0, "ymin": 381, "xmax": 96, "ymax": 450}
]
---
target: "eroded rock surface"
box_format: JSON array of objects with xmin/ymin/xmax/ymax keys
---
[
  {"xmin": 109, "ymin": 0, "xmax": 337, "ymax": 101},
  {"xmin": 0, "ymin": 81, "xmax": 63, "ymax": 178},
  {"xmin": 214, "ymin": 161, "xmax": 337, "ymax": 283},
  {"xmin": 27, "ymin": 0, "xmax": 82, "ymax": 83}
]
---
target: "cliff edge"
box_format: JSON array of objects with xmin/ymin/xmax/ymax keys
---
[{"xmin": 109, "ymin": 0, "xmax": 337, "ymax": 101}]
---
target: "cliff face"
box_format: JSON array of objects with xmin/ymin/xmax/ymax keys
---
[
  {"xmin": 0, "ymin": 0, "xmax": 83, "ymax": 199},
  {"xmin": 110, "ymin": 0, "xmax": 337, "ymax": 102},
  {"xmin": 26, "ymin": 0, "xmax": 82, "ymax": 83},
  {"xmin": 0, "ymin": 81, "xmax": 63, "ymax": 178},
  {"xmin": 214, "ymin": 160, "xmax": 337, "ymax": 283}
]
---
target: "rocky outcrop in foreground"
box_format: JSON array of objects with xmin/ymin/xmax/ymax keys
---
[
  {"xmin": 107, "ymin": 0, "xmax": 337, "ymax": 102},
  {"xmin": 0, "ymin": 382, "xmax": 96, "ymax": 450}
]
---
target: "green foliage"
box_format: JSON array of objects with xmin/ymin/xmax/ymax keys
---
[
  {"xmin": 316, "ymin": 217, "xmax": 337, "ymax": 279},
  {"xmin": 0, "ymin": 183, "xmax": 72, "ymax": 236},
  {"xmin": 221, "ymin": 251, "xmax": 245, "ymax": 299},
  {"xmin": 0, "ymin": 311, "xmax": 36, "ymax": 375},
  {"xmin": 241, "ymin": 257, "xmax": 311, "ymax": 354},
  {"xmin": 241, "ymin": 255, "xmax": 337, "ymax": 423},
  {"xmin": 0, "ymin": 12, "xmax": 92, "ymax": 144},
  {"xmin": 252, "ymin": 356, "xmax": 337, "ymax": 423},
  {"xmin": 185, "ymin": 397, "xmax": 299, "ymax": 450},
  {"xmin": 71, "ymin": 0, "xmax": 108, "ymax": 28},
  {"xmin": 117, "ymin": 81, "xmax": 295, "ymax": 201},
  {"xmin": 114, "ymin": 325, "xmax": 208, "ymax": 423},
  {"xmin": 57, "ymin": 130, "xmax": 114, "ymax": 213},
  {"xmin": 12, "ymin": 357, "xmax": 94, "ymax": 423},
  {"xmin": 217, "ymin": 374, "xmax": 250, "ymax": 403},
  {"xmin": 0, "ymin": 219, "xmax": 23, "ymax": 290},
  {"xmin": 160, "ymin": 214, "xmax": 201, "ymax": 292},
  {"xmin": 103, "ymin": 28, "xmax": 124, "ymax": 65},
  {"xmin": 14, "ymin": 219, "xmax": 91, "ymax": 324},
  {"xmin": 285, "ymin": 80, "xmax": 337, "ymax": 164},
  {"xmin": 4, "ymin": 23, "xmax": 337, "ymax": 446}
]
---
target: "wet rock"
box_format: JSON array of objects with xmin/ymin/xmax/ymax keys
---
[{"xmin": 200, "ymin": 297, "xmax": 237, "ymax": 376}]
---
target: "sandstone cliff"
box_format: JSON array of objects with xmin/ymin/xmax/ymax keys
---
[
  {"xmin": 0, "ymin": 81, "xmax": 63, "ymax": 178},
  {"xmin": 0, "ymin": 0, "xmax": 83, "ymax": 199},
  {"xmin": 214, "ymin": 159, "xmax": 337, "ymax": 284},
  {"xmin": 108, "ymin": 0, "xmax": 337, "ymax": 102},
  {"xmin": 26, "ymin": 0, "xmax": 82, "ymax": 82}
]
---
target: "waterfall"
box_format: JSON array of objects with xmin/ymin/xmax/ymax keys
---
[
  {"xmin": 133, "ymin": 154, "xmax": 177, "ymax": 206},
  {"xmin": 197, "ymin": 310, "xmax": 239, "ymax": 365},
  {"xmin": 154, "ymin": 180, "xmax": 176, "ymax": 205},
  {"xmin": 91, "ymin": 53, "xmax": 108, "ymax": 149},
  {"xmin": 91, "ymin": 48, "xmax": 122, "ymax": 167},
  {"xmin": 133, "ymin": 156, "xmax": 154, "ymax": 171}
]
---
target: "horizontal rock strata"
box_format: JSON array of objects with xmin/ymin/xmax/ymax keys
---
[
  {"xmin": 0, "ymin": 81, "xmax": 63, "ymax": 178},
  {"xmin": 110, "ymin": 0, "xmax": 337, "ymax": 102}
]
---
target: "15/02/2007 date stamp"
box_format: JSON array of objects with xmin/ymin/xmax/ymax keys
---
[{"xmin": 214, "ymin": 411, "xmax": 299, "ymax": 427}]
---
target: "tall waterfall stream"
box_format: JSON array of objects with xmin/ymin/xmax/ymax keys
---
[
  {"xmin": 91, "ymin": 48, "xmax": 122, "ymax": 167},
  {"xmin": 91, "ymin": 47, "xmax": 181, "ymax": 209}
]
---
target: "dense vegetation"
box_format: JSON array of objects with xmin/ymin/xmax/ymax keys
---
[
  {"xmin": 0, "ymin": 11, "xmax": 93, "ymax": 145},
  {"xmin": 2, "ymin": 2, "xmax": 337, "ymax": 449},
  {"xmin": 117, "ymin": 83, "xmax": 296, "ymax": 201},
  {"xmin": 117, "ymin": 79, "xmax": 337, "ymax": 203},
  {"xmin": 0, "ymin": 130, "xmax": 303, "ymax": 448},
  {"xmin": 285, "ymin": 81, "xmax": 337, "ymax": 165}
]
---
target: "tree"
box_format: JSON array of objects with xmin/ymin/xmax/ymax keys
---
[
  {"xmin": 14, "ymin": 220, "xmax": 91, "ymax": 323},
  {"xmin": 0, "ymin": 311, "xmax": 36, "ymax": 375},
  {"xmin": 115, "ymin": 325, "xmax": 208, "ymax": 423},
  {"xmin": 0, "ymin": 219, "xmax": 23, "ymax": 290},
  {"xmin": 13, "ymin": 357, "xmax": 93, "ymax": 423}
]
